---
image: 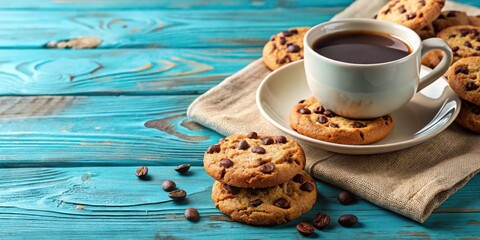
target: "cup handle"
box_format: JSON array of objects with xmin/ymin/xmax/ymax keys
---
[{"xmin": 417, "ymin": 38, "xmax": 453, "ymax": 92}]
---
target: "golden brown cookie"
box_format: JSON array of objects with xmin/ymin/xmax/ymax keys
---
[
  {"xmin": 262, "ymin": 27, "xmax": 310, "ymax": 71},
  {"xmin": 432, "ymin": 11, "xmax": 470, "ymax": 33},
  {"xmin": 377, "ymin": 0, "xmax": 445, "ymax": 31},
  {"xmin": 421, "ymin": 49, "xmax": 444, "ymax": 69},
  {"xmin": 204, "ymin": 133, "xmax": 306, "ymax": 189},
  {"xmin": 211, "ymin": 170, "xmax": 317, "ymax": 226},
  {"xmin": 468, "ymin": 15, "xmax": 480, "ymax": 27},
  {"xmin": 415, "ymin": 23, "xmax": 435, "ymax": 39},
  {"xmin": 447, "ymin": 57, "xmax": 480, "ymax": 105},
  {"xmin": 289, "ymin": 97, "xmax": 394, "ymax": 145},
  {"xmin": 455, "ymin": 99, "xmax": 480, "ymax": 133}
]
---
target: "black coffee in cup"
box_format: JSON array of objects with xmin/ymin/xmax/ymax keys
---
[{"xmin": 312, "ymin": 31, "xmax": 411, "ymax": 64}]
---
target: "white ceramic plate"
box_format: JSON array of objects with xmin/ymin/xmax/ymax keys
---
[{"xmin": 256, "ymin": 60, "xmax": 461, "ymax": 155}]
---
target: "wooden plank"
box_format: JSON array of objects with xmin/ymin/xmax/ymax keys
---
[
  {"xmin": 0, "ymin": 9, "xmax": 338, "ymax": 48},
  {"xmin": 0, "ymin": 49, "xmax": 258, "ymax": 95},
  {"xmin": 0, "ymin": 166, "xmax": 478, "ymax": 239},
  {"xmin": 0, "ymin": 0, "xmax": 355, "ymax": 10},
  {"xmin": 0, "ymin": 95, "xmax": 222, "ymax": 167}
]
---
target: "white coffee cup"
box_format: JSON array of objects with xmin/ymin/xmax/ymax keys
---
[{"xmin": 303, "ymin": 18, "xmax": 453, "ymax": 119}]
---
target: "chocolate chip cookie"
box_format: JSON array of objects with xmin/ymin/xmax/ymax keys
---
[
  {"xmin": 262, "ymin": 27, "xmax": 310, "ymax": 71},
  {"xmin": 447, "ymin": 57, "xmax": 480, "ymax": 105},
  {"xmin": 432, "ymin": 11, "xmax": 470, "ymax": 33},
  {"xmin": 211, "ymin": 170, "xmax": 317, "ymax": 226},
  {"xmin": 204, "ymin": 133, "xmax": 306, "ymax": 188},
  {"xmin": 290, "ymin": 97, "xmax": 394, "ymax": 145},
  {"xmin": 455, "ymin": 99, "xmax": 480, "ymax": 133},
  {"xmin": 416, "ymin": 23, "xmax": 435, "ymax": 39},
  {"xmin": 468, "ymin": 15, "xmax": 480, "ymax": 27},
  {"xmin": 377, "ymin": 0, "xmax": 445, "ymax": 31}
]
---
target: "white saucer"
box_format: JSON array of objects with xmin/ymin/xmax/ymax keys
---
[{"xmin": 256, "ymin": 60, "xmax": 461, "ymax": 155}]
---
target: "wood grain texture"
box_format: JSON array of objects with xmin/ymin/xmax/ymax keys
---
[
  {"xmin": 0, "ymin": 49, "xmax": 258, "ymax": 95},
  {"xmin": 0, "ymin": 9, "xmax": 338, "ymax": 48},
  {"xmin": 0, "ymin": 166, "xmax": 477, "ymax": 240}
]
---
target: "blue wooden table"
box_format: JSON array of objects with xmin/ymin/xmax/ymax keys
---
[{"xmin": 1, "ymin": 1, "xmax": 479, "ymax": 239}]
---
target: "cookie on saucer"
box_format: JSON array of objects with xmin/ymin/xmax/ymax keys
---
[
  {"xmin": 204, "ymin": 133, "xmax": 306, "ymax": 189},
  {"xmin": 447, "ymin": 57, "xmax": 480, "ymax": 105},
  {"xmin": 455, "ymin": 99, "xmax": 480, "ymax": 133},
  {"xmin": 211, "ymin": 170, "xmax": 317, "ymax": 226},
  {"xmin": 289, "ymin": 97, "xmax": 394, "ymax": 145},
  {"xmin": 376, "ymin": 0, "xmax": 445, "ymax": 31},
  {"xmin": 432, "ymin": 11, "xmax": 470, "ymax": 33},
  {"xmin": 262, "ymin": 27, "xmax": 310, "ymax": 71}
]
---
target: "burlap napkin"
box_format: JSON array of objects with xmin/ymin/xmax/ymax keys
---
[{"xmin": 187, "ymin": 0, "xmax": 480, "ymax": 223}]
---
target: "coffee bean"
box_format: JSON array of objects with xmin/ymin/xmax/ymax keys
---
[
  {"xmin": 238, "ymin": 140, "xmax": 250, "ymax": 150},
  {"xmin": 455, "ymin": 65, "xmax": 469, "ymax": 74},
  {"xmin": 466, "ymin": 81, "xmax": 479, "ymax": 91},
  {"xmin": 249, "ymin": 199, "xmax": 263, "ymax": 207},
  {"xmin": 223, "ymin": 184, "xmax": 241, "ymax": 195},
  {"xmin": 314, "ymin": 106, "xmax": 325, "ymax": 114},
  {"xmin": 313, "ymin": 212, "xmax": 330, "ymax": 230},
  {"xmin": 338, "ymin": 191, "xmax": 355, "ymax": 205},
  {"xmin": 251, "ymin": 146, "xmax": 266, "ymax": 154},
  {"xmin": 329, "ymin": 123, "xmax": 340, "ymax": 128},
  {"xmin": 162, "ymin": 180, "xmax": 176, "ymax": 192},
  {"xmin": 460, "ymin": 29, "xmax": 470, "ymax": 37},
  {"xmin": 279, "ymin": 37, "xmax": 286, "ymax": 45},
  {"xmin": 299, "ymin": 108, "xmax": 311, "ymax": 114},
  {"xmin": 260, "ymin": 162, "xmax": 275, "ymax": 173},
  {"xmin": 175, "ymin": 163, "xmax": 191, "ymax": 174},
  {"xmin": 300, "ymin": 182, "xmax": 314, "ymax": 192},
  {"xmin": 282, "ymin": 30, "xmax": 293, "ymax": 37},
  {"xmin": 324, "ymin": 109, "xmax": 335, "ymax": 117},
  {"xmin": 289, "ymin": 28, "xmax": 298, "ymax": 34},
  {"xmin": 287, "ymin": 44, "xmax": 301, "ymax": 53},
  {"xmin": 285, "ymin": 156, "xmax": 293, "ymax": 163},
  {"xmin": 261, "ymin": 137, "xmax": 274, "ymax": 145},
  {"xmin": 207, "ymin": 144, "xmax": 221, "ymax": 154},
  {"xmin": 247, "ymin": 131, "xmax": 258, "ymax": 139},
  {"xmin": 452, "ymin": 46, "xmax": 459, "ymax": 52},
  {"xmin": 317, "ymin": 116, "xmax": 328, "ymax": 124},
  {"xmin": 352, "ymin": 121, "xmax": 366, "ymax": 128},
  {"xmin": 135, "ymin": 166, "xmax": 148, "ymax": 179},
  {"xmin": 184, "ymin": 208, "xmax": 200, "ymax": 222},
  {"xmin": 296, "ymin": 222, "xmax": 315, "ymax": 236},
  {"xmin": 338, "ymin": 214, "xmax": 358, "ymax": 227},
  {"xmin": 464, "ymin": 41, "xmax": 473, "ymax": 48},
  {"xmin": 276, "ymin": 135, "xmax": 287, "ymax": 144},
  {"xmin": 292, "ymin": 174, "xmax": 305, "ymax": 183},
  {"xmin": 274, "ymin": 198, "xmax": 290, "ymax": 209},
  {"xmin": 169, "ymin": 189, "xmax": 187, "ymax": 201},
  {"xmin": 220, "ymin": 158, "xmax": 234, "ymax": 168},
  {"xmin": 406, "ymin": 13, "xmax": 416, "ymax": 20}
]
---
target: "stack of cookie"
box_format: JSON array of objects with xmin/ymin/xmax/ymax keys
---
[{"xmin": 204, "ymin": 132, "xmax": 318, "ymax": 225}]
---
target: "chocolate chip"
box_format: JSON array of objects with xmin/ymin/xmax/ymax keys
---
[
  {"xmin": 455, "ymin": 65, "xmax": 469, "ymax": 74},
  {"xmin": 329, "ymin": 123, "xmax": 339, "ymax": 128},
  {"xmin": 275, "ymin": 135, "xmax": 287, "ymax": 144},
  {"xmin": 419, "ymin": 12, "xmax": 423, "ymax": 18},
  {"xmin": 299, "ymin": 108, "xmax": 311, "ymax": 114},
  {"xmin": 162, "ymin": 180, "xmax": 176, "ymax": 192},
  {"xmin": 476, "ymin": 46, "xmax": 480, "ymax": 51},
  {"xmin": 314, "ymin": 106, "xmax": 325, "ymax": 114},
  {"xmin": 271, "ymin": 42, "xmax": 276, "ymax": 50},
  {"xmin": 238, "ymin": 140, "xmax": 250, "ymax": 150},
  {"xmin": 382, "ymin": 115, "xmax": 391, "ymax": 121},
  {"xmin": 175, "ymin": 163, "xmax": 190, "ymax": 174},
  {"xmin": 279, "ymin": 37, "xmax": 286, "ymax": 45},
  {"xmin": 296, "ymin": 222, "xmax": 315, "ymax": 236},
  {"xmin": 338, "ymin": 214, "xmax": 358, "ymax": 227},
  {"xmin": 261, "ymin": 137, "xmax": 274, "ymax": 145},
  {"xmin": 184, "ymin": 208, "xmax": 200, "ymax": 222},
  {"xmin": 277, "ymin": 56, "xmax": 291, "ymax": 64},
  {"xmin": 470, "ymin": 29, "xmax": 479, "ymax": 36},
  {"xmin": 447, "ymin": 11, "xmax": 457, "ymax": 17},
  {"xmin": 373, "ymin": 14, "xmax": 378, "ymax": 19},
  {"xmin": 249, "ymin": 199, "xmax": 263, "ymax": 207},
  {"xmin": 284, "ymin": 156, "xmax": 293, "ymax": 163},
  {"xmin": 207, "ymin": 144, "xmax": 221, "ymax": 154},
  {"xmin": 466, "ymin": 81, "xmax": 479, "ymax": 91},
  {"xmin": 338, "ymin": 191, "xmax": 355, "ymax": 205},
  {"xmin": 352, "ymin": 121, "xmax": 366, "ymax": 128},
  {"xmin": 260, "ymin": 162, "xmax": 275, "ymax": 173},
  {"xmin": 282, "ymin": 30, "xmax": 293, "ymax": 37},
  {"xmin": 406, "ymin": 13, "xmax": 416, "ymax": 20},
  {"xmin": 292, "ymin": 174, "xmax": 305, "ymax": 183},
  {"xmin": 270, "ymin": 35, "xmax": 276, "ymax": 41},
  {"xmin": 448, "ymin": 34, "xmax": 456, "ymax": 39},
  {"xmin": 247, "ymin": 189, "xmax": 259, "ymax": 196},
  {"xmin": 419, "ymin": 0, "xmax": 425, "ymax": 6},
  {"xmin": 135, "ymin": 166, "xmax": 148, "ymax": 179},
  {"xmin": 289, "ymin": 28, "xmax": 298, "ymax": 34},
  {"xmin": 251, "ymin": 146, "xmax": 266, "ymax": 154},
  {"xmin": 383, "ymin": 8, "xmax": 391, "ymax": 15},
  {"xmin": 286, "ymin": 42, "xmax": 292, "ymax": 47},
  {"xmin": 220, "ymin": 158, "xmax": 234, "ymax": 168},
  {"xmin": 287, "ymin": 44, "xmax": 301, "ymax": 53},
  {"xmin": 223, "ymin": 184, "xmax": 241, "ymax": 195},
  {"xmin": 452, "ymin": 46, "xmax": 459, "ymax": 52},
  {"xmin": 461, "ymin": 29, "xmax": 470, "ymax": 36},
  {"xmin": 274, "ymin": 198, "xmax": 290, "ymax": 209},
  {"xmin": 247, "ymin": 131, "xmax": 258, "ymax": 139},
  {"xmin": 317, "ymin": 116, "xmax": 328, "ymax": 124},
  {"xmin": 298, "ymin": 99, "xmax": 305, "ymax": 103},
  {"xmin": 472, "ymin": 105, "xmax": 480, "ymax": 115},
  {"xmin": 398, "ymin": 5, "xmax": 406, "ymax": 14},
  {"xmin": 465, "ymin": 41, "xmax": 473, "ymax": 48},
  {"xmin": 313, "ymin": 212, "xmax": 331, "ymax": 230},
  {"xmin": 438, "ymin": 14, "xmax": 446, "ymax": 19},
  {"xmin": 300, "ymin": 182, "xmax": 314, "ymax": 192},
  {"xmin": 324, "ymin": 109, "xmax": 335, "ymax": 117},
  {"xmin": 168, "ymin": 189, "xmax": 187, "ymax": 201}
]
